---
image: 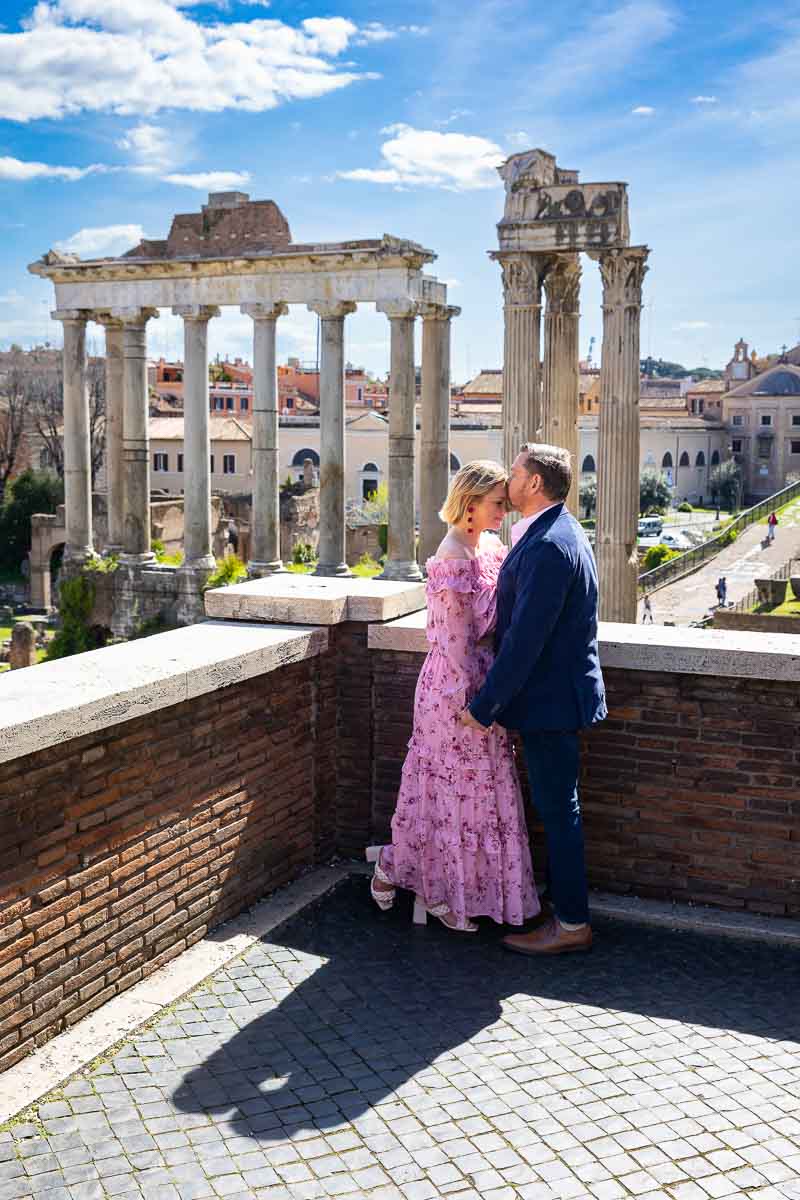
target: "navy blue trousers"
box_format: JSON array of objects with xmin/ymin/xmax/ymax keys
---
[{"xmin": 520, "ymin": 730, "xmax": 590, "ymax": 925}]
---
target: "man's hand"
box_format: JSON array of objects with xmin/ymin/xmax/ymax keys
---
[{"xmin": 460, "ymin": 709, "xmax": 488, "ymax": 732}]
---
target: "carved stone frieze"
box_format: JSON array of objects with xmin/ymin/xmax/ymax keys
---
[
  {"xmin": 592, "ymin": 246, "xmax": 650, "ymax": 310},
  {"xmin": 494, "ymin": 252, "xmax": 545, "ymax": 307},
  {"xmin": 542, "ymin": 254, "xmax": 581, "ymax": 315}
]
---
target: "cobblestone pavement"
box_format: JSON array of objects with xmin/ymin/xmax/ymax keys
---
[{"xmin": 2, "ymin": 877, "xmax": 799, "ymax": 1200}]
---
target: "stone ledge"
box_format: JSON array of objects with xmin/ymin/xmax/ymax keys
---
[
  {"xmin": 0, "ymin": 620, "xmax": 328, "ymax": 764},
  {"xmin": 204, "ymin": 573, "xmax": 426, "ymax": 626},
  {"xmin": 368, "ymin": 611, "xmax": 800, "ymax": 682}
]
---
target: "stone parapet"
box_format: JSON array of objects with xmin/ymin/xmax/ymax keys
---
[
  {"xmin": 204, "ymin": 574, "xmax": 426, "ymax": 626},
  {"xmin": 369, "ymin": 613, "xmax": 800, "ymax": 683}
]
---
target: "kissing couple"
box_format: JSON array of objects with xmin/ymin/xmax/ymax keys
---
[{"xmin": 367, "ymin": 443, "xmax": 607, "ymax": 955}]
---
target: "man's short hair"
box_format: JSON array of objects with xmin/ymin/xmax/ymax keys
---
[{"xmin": 520, "ymin": 443, "xmax": 572, "ymax": 501}]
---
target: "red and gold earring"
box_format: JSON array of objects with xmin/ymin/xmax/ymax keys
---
[{"xmin": 466, "ymin": 505, "xmax": 474, "ymax": 532}]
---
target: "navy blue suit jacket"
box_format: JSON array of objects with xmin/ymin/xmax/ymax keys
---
[{"xmin": 469, "ymin": 504, "xmax": 607, "ymax": 732}]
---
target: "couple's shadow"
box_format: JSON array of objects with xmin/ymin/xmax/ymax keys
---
[{"xmin": 171, "ymin": 876, "xmax": 800, "ymax": 1144}]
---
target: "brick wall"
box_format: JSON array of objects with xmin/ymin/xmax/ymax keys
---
[
  {"xmin": 0, "ymin": 659, "xmax": 317, "ymax": 1073},
  {"xmin": 371, "ymin": 649, "xmax": 800, "ymax": 920}
]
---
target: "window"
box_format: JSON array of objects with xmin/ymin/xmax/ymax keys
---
[
  {"xmin": 153, "ymin": 452, "xmax": 168, "ymax": 471},
  {"xmin": 240, "ymin": 397, "xmax": 248, "ymax": 411},
  {"xmin": 661, "ymin": 452, "xmax": 673, "ymax": 469},
  {"xmin": 731, "ymin": 440, "xmax": 742, "ymax": 454},
  {"xmin": 791, "ymin": 441, "xmax": 800, "ymax": 455},
  {"xmin": 177, "ymin": 453, "xmax": 184, "ymax": 473},
  {"xmin": 226, "ymin": 397, "xmax": 234, "ymax": 411},
  {"xmin": 695, "ymin": 451, "xmax": 706, "ymax": 467},
  {"xmin": 760, "ymin": 414, "xmax": 772, "ymax": 426},
  {"xmin": 679, "ymin": 451, "xmax": 690, "ymax": 467},
  {"xmin": 213, "ymin": 397, "xmax": 224, "ymax": 411},
  {"xmin": 292, "ymin": 448, "xmax": 320, "ymax": 467},
  {"xmin": 711, "ymin": 450, "xmax": 720, "ymax": 465},
  {"xmin": 361, "ymin": 461, "xmax": 380, "ymax": 500},
  {"xmin": 39, "ymin": 447, "xmax": 53, "ymax": 469},
  {"xmin": 581, "ymin": 454, "xmax": 596, "ymax": 473},
  {"xmin": 698, "ymin": 400, "xmax": 704, "ymax": 415},
  {"xmin": 757, "ymin": 437, "xmax": 771, "ymax": 459},
  {"xmin": 732, "ymin": 414, "xmax": 744, "ymax": 426},
  {"xmin": 210, "ymin": 455, "xmax": 215, "ymax": 473},
  {"xmin": 793, "ymin": 415, "xmax": 800, "ymax": 426},
  {"xmin": 223, "ymin": 454, "xmax": 236, "ymax": 475}
]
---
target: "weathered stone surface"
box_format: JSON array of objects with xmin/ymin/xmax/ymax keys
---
[
  {"xmin": 9, "ymin": 622, "xmax": 37, "ymax": 669},
  {"xmin": 0, "ymin": 620, "xmax": 327, "ymax": 762},
  {"xmin": 204, "ymin": 573, "xmax": 426, "ymax": 626}
]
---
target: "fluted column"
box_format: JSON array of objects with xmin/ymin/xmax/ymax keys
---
[
  {"xmin": 308, "ymin": 300, "xmax": 356, "ymax": 576},
  {"xmin": 419, "ymin": 304, "xmax": 460, "ymax": 567},
  {"xmin": 542, "ymin": 253, "xmax": 581, "ymax": 513},
  {"xmin": 114, "ymin": 307, "xmax": 158, "ymax": 562},
  {"xmin": 173, "ymin": 305, "xmax": 219, "ymax": 569},
  {"xmin": 591, "ymin": 246, "xmax": 649, "ymax": 623},
  {"xmin": 95, "ymin": 314, "xmax": 124, "ymax": 552},
  {"xmin": 492, "ymin": 252, "xmax": 545, "ymax": 539},
  {"xmin": 53, "ymin": 309, "xmax": 93, "ymax": 563},
  {"xmin": 242, "ymin": 302, "xmax": 288, "ymax": 575},
  {"xmin": 378, "ymin": 300, "xmax": 422, "ymax": 581}
]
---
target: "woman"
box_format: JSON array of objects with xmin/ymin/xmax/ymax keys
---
[{"xmin": 367, "ymin": 461, "xmax": 539, "ymax": 932}]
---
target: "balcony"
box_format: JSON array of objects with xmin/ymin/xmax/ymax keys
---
[{"xmin": 0, "ymin": 578, "xmax": 798, "ymax": 1194}]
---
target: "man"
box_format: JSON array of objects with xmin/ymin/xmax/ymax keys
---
[
  {"xmin": 767, "ymin": 511, "xmax": 778, "ymax": 543},
  {"xmin": 460, "ymin": 444, "xmax": 606, "ymax": 955},
  {"xmin": 642, "ymin": 593, "xmax": 654, "ymax": 624}
]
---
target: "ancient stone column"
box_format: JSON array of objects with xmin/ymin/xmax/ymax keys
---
[
  {"xmin": 307, "ymin": 300, "xmax": 356, "ymax": 576},
  {"xmin": 542, "ymin": 253, "xmax": 581, "ymax": 513},
  {"xmin": 241, "ymin": 302, "xmax": 288, "ymax": 575},
  {"xmin": 592, "ymin": 246, "xmax": 649, "ymax": 623},
  {"xmin": 114, "ymin": 308, "xmax": 158, "ymax": 562},
  {"xmin": 95, "ymin": 314, "xmax": 124, "ymax": 552},
  {"xmin": 53, "ymin": 309, "xmax": 93, "ymax": 563},
  {"xmin": 378, "ymin": 300, "xmax": 422, "ymax": 581},
  {"xmin": 419, "ymin": 304, "xmax": 460, "ymax": 567},
  {"xmin": 173, "ymin": 305, "xmax": 219, "ymax": 570}
]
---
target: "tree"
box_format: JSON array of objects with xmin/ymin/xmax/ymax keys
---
[
  {"xmin": 639, "ymin": 470, "xmax": 671, "ymax": 514},
  {"xmin": 27, "ymin": 359, "xmax": 106, "ymax": 485},
  {"xmin": 710, "ymin": 460, "xmax": 742, "ymax": 512},
  {"xmin": 0, "ymin": 468, "xmax": 63, "ymax": 572},
  {"xmin": 579, "ymin": 478, "xmax": 597, "ymax": 519},
  {"xmin": 0, "ymin": 370, "xmax": 26, "ymax": 501}
]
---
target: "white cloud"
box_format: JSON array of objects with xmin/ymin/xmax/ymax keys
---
[
  {"xmin": 55, "ymin": 223, "xmax": 145, "ymax": 257},
  {"xmin": 691, "ymin": 95, "xmax": 718, "ymax": 103},
  {"xmin": 117, "ymin": 122, "xmax": 171, "ymax": 166},
  {"xmin": 631, "ymin": 105, "xmax": 655, "ymax": 115},
  {"xmin": 673, "ymin": 320, "xmax": 711, "ymax": 330},
  {"xmin": 434, "ymin": 108, "xmax": 473, "ymax": 128},
  {"xmin": 339, "ymin": 125, "xmax": 504, "ymax": 191},
  {"xmin": 506, "ymin": 131, "xmax": 530, "ymax": 147},
  {"xmin": 160, "ymin": 170, "xmax": 251, "ymax": 190},
  {"xmin": 353, "ymin": 22, "xmax": 396, "ymax": 44},
  {"xmin": 0, "ymin": 155, "xmax": 105, "ymax": 180},
  {"xmin": 0, "ymin": 3, "xmax": 391, "ymax": 121}
]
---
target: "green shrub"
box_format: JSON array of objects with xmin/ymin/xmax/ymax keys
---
[
  {"xmin": 202, "ymin": 554, "xmax": 247, "ymax": 591},
  {"xmin": 678, "ymin": 501, "xmax": 693, "ymax": 513},
  {"xmin": 0, "ymin": 469, "xmax": 64, "ymax": 572},
  {"xmin": 717, "ymin": 526, "xmax": 738, "ymax": 548},
  {"xmin": 351, "ymin": 553, "xmax": 381, "ymax": 578},
  {"xmin": 292, "ymin": 540, "xmax": 316, "ymax": 565},
  {"xmin": 642, "ymin": 543, "xmax": 679, "ymax": 572},
  {"xmin": 152, "ymin": 539, "xmax": 183, "ymax": 566},
  {"xmin": 46, "ymin": 574, "xmax": 105, "ymax": 660}
]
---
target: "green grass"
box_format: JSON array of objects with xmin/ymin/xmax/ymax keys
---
[
  {"xmin": 757, "ymin": 495, "xmax": 800, "ymax": 526},
  {"xmin": 285, "ymin": 562, "xmax": 314, "ymax": 574},
  {"xmin": 351, "ymin": 560, "xmax": 381, "ymax": 578},
  {"xmin": 767, "ymin": 581, "xmax": 800, "ymax": 617}
]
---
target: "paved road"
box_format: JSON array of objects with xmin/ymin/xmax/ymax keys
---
[
  {"xmin": 1, "ymin": 876, "xmax": 799, "ymax": 1199},
  {"xmin": 639, "ymin": 500, "xmax": 800, "ymax": 626}
]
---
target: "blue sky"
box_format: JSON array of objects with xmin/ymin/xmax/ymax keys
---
[{"xmin": 0, "ymin": 0, "xmax": 798, "ymax": 380}]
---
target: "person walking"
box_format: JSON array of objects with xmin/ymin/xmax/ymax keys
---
[
  {"xmin": 767, "ymin": 511, "xmax": 778, "ymax": 543},
  {"xmin": 462, "ymin": 444, "xmax": 606, "ymax": 956},
  {"xmin": 719, "ymin": 577, "xmax": 728, "ymax": 606},
  {"xmin": 642, "ymin": 593, "xmax": 654, "ymax": 623},
  {"xmin": 715, "ymin": 577, "xmax": 724, "ymax": 607}
]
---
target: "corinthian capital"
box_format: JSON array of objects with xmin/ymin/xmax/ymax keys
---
[
  {"xmin": 493, "ymin": 252, "xmax": 545, "ymax": 307},
  {"xmin": 542, "ymin": 253, "xmax": 581, "ymax": 315},
  {"xmin": 592, "ymin": 246, "xmax": 649, "ymax": 310}
]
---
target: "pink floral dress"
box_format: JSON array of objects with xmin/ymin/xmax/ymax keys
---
[{"xmin": 379, "ymin": 534, "xmax": 539, "ymax": 926}]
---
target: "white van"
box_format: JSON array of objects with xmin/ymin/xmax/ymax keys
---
[{"xmin": 638, "ymin": 516, "xmax": 663, "ymax": 538}]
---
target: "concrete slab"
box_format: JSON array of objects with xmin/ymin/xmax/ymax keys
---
[{"xmin": 204, "ymin": 572, "xmax": 426, "ymax": 626}]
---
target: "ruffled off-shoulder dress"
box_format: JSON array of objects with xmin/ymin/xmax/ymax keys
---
[{"xmin": 379, "ymin": 535, "xmax": 538, "ymax": 927}]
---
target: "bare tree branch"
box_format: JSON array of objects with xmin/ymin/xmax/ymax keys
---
[{"xmin": 0, "ymin": 367, "xmax": 27, "ymax": 501}]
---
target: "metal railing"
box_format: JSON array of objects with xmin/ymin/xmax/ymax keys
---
[{"xmin": 638, "ymin": 478, "xmax": 800, "ymax": 594}]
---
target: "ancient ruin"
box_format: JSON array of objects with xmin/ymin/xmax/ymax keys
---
[
  {"xmin": 493, "ymin": 149, "xmax": 649, "ymax": 622},
  {"xmin": 30, "ymin": 192, "xmax": 458, "ymax": 629}
]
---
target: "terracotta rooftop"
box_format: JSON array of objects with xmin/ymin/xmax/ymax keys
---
[
  {"xmin": 726, "ymin": 363, "xmax": 800, "ymax": 398},
  {"xmin": 149, "ymin": 417, "xmax": 252, "ymax": 441}
]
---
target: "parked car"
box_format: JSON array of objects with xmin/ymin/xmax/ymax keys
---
[
  {"xmin": 638, "ymin": 516, "xmax": 663, "ymax": 537},
  {"xmin": 660, "ymin": 531, "xmax": 692, "ymax": 551}
]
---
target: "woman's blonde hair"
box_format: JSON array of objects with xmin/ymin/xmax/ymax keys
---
[{"xmin": 439, "ymin": 460, "xmax": 508, "ymax": 526}]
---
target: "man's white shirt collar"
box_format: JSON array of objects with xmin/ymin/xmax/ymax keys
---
[{"xmin": 510, "ymin": 502, "xmax": 560, "ymax": 547}]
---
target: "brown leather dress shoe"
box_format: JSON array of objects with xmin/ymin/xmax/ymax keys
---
[{"xmin": 503, "ymin": 917, "xmax": 592, "ymax": 956}]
